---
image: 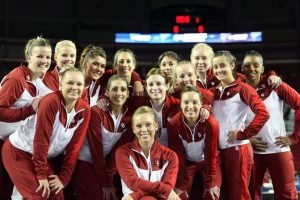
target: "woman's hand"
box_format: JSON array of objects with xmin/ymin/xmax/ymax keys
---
[
  {"xmin": 204, "ymin": 186, "xmax": 220, "ymax": 200},
  {"xmin": 167, "ymin": 189, "xmax": 181, "ymax": 200},
  {"xmin": 268, "ymin": 75, "xmax": 282, "ymax": 88},
  {"xmin": 96, "ymin": 98, "xmax": 109, "ymax": 111},
  {"xmin": 133, "ymin": 81, "xmax": 144, "ymax": 96},
  {"xmin": 227, "ymin": 131, "xmax": 237, "ymax": 144},
  {"xmin": 275, "ymin": 136, "xmax": 292, "ymax": 147},
  {"xmin": 174, "ymin": 187, "xmax": 188, "ymax": 198},
  {"xmin": 48, "ymin": 175, "xmax": 64, "ymax": 195},
  {"xmin": 250, "ymin": 137, "xmax": 268, "ymax": 151},
  {"xmin": 199, "ymin": 108, "xmax": 209, "ymax": 122},
  {"xmin": 103, "ymin": 187, "xmax": 117, "ymax": 200},
  {"xmin": 31, "ymin": 97, "xmax": 42, "ymax": 112},
  {"xmin": 122, "ymin": 195, "xmax": 133, "ymax": 200},
  {"xmin": 36, "ymin": 179, "xmax": 50, "ymax": 198}
]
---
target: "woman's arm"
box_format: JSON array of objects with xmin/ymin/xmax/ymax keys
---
[
  {"xmin": 33, "ymin": 96, "xmax": 58, "ymax": 181},
  {"xmin": 237, "ymin": 84, "xmax": 270, "ymax": 140},
  {"xmin": 87, "ymin": 107, "xmax": 113, "ymax": 187},
  {"xmin": 59, "ymin": 106, "xmax": 91, "ymax": 186},
  {"xmin": 0, "ymin": 77, "xmax": 36, "ymax": 121},
  {"xmin": 116, "ymin": 146, "xmax": 172, "ymax": 199}
]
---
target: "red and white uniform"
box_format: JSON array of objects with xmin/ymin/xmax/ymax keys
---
[
  {"xmin": 0, "ymin": 65, "xmax": 37, "ymax": 140},
  {"xmin": 247, "ymin": 77, "xmax": 300, "ymax": 200},
  {"xmin": 210, "ymin": 80, "xmax": 269, "ymax": 149},
  {"xmin": 196, "ymin": 69, "xmax": 246, "ymax": 89},
  {"xmin": 116, "ymin": 139, "xmax": 179, "ymax": 200},
  {"xmin": 196, "ymin": 68, "xmax": 220, "ymax": 89},
  {"xmin": 0, "ymin": 64, "xmax": 38, "ymax": 199},
  {"xmin": 168, "ymin": 112, "xmax": 220, "ymax": 200},
  {"xmin": 35, "ymin": 66, "xmax": 60, "ymax": 96},
  {"xmin": 72, "ymin": 105, "xmax": 134, "ymax": 199},
  {"xmin": 130, "ymin": 95, "xmax": 180, "ymax": 147},
  {"xmin": 83, "ymin": 79, "xmax": 103, "ymax": 106},
  {"xmin": 210, "ymin": 80, "xmax": 269, "ymax": 200},
  {"xmin": 2, "ymin": 90, "xmax": 90, "ymax": 198}
]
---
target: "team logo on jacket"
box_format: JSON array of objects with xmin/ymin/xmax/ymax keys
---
[
  {"xmin": 121, "ymin": 123, "xmax": 125, "ymax": 128},
  {"xmin": 67, "ymin": 114, "xmax": 82, "ymax": 128},
  {"xmin": 198, "ymin": 132, "xmax": 202, "ymax": 138},
  {"xmin": 152, "ymin": 158, "xmax": 162, "ymax": 168}
]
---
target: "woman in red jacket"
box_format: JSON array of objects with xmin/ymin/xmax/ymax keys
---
[
  {"xmin": 242, "ymin": 50, "xmax": 300, "ymax": 200},
  {"xmin": 168, "ymin": 86, "xmax": 221, "ymax": 200},
  {"xmin": 79, "ymin": 45, "xmax": 107, "ymax": 106},
  {"xmin": 73, "ymin": 74, "xmax": 134, "ymax": 200},
  {"xmin": 190, "ymin": 43, "xmax": 281, "ymax": 90},
  {"xmin": 157, "ymin": 51, "xmax": 180, "ymax": 85},
  {"xmin": 127, "ymin": 68, "xmax": 180, "ymax": 147},
  {"xmin": 2, "ymin": 68, "xmax": 90, "ymax": 199},
  {"xmin": 99, "ymin": 48, "xmax": 144, "ymax": 97},
  {"xmin": 37, "ymin": 40, "xmax": 77, "ymax": 96},
  {"xmin": 210, "ymin": 50, "xmax": 270, "ymax": 200},
  {"xmin": 116, "ymin": 106, "xmax": 180, "ymax": 200},
  {"xmin": 99, "ymin": 68, "xmax": 180, "ymax": 148},
  {"xmin": 0, "ymin": 36, "xmax": 52, "ymax": 199}
]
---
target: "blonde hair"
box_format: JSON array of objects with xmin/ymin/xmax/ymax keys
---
[
  {"xmin": 59, "ymin": 67, "xmax": 84, "ymax": 82},
  {"xmin": 190, "ymin": 43, "xmax": 214, "ymax": 59},
  {"xmin": 132, "ymin": 106, "xmax": 158, "ymax": 127},
  {"xmin": 54, "ymin": 40, "xmax": 76, "ymax": 55},
  {"xmin": 172, "ymin": 60, "xmax": 196, "ymax": 87},
  {"xmin": 24, "ymin": 36, "xmax": 51, "ymax": 60}
]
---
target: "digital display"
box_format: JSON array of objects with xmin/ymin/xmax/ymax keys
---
[
  {"xmin": 115, "ymin": 32, "xmax": 262, "ymax": 44},
  {"xmin": 174, "ymin": 15, "xmax": 204, "ymax": 33}
]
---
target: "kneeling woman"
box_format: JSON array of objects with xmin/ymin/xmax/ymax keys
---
[
  {"xmin": 168, "ymin": 86, "xmax": 221, "ymax": 200},
  {"xmin": 116, "ymin": 106, "xmax": 180, "ymax": 200},
  {"xmin": 2, "ymin": 68, "xmax": 90, "ymax": 199}
]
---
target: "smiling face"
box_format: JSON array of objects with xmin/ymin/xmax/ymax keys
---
[
  {"xmin": 181, "ymin": 91, "xmax": 202, "ymax": 123},
  {"xmin": 146, "ymin": 74, "xmax": 168, "ymax": 102},
  {"xmin": 212, "ymin": 55, "xmax": 235, "ymax": 84},
  {"xmin": 159, "ymin": 56, "xmax": 177, "ymax": 78},
  {"xmin": 27, "ymin": 46, "xmax": 52, "ymax": 78},
  {"xmin": 175, "ymin": 63, "xmax": 197, "ymax": 87},
  {"xmin": 60, "ymin": 71, "xmax": 84, "ymax": 103},
  {"xmin": 242, "ymin": 55, "xmax": 264, "ymax": 82},
  {"xmin": 84, "ymin": 55, "xmax": 106, "ymax": 81},
  {"xmin": 115, "ymin": 52, "xmax": 135, "ymax": 77},
  {"xmin": 54, "ymin": 46, "xmax": 76, "ymax": 69},
  {"xmin": 107, "ymin": 79, "xmax": 129, "ymax": 107},
  {"xmin": 191, "ymin": 47, "xmax": 212, "ymax": 74},
  {"xmin": 133, "ymin": 112, "xmax": 158, "ymax": 144}
]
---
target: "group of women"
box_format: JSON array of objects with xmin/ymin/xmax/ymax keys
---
[{"xmin": 0, "ymin": 36, "xmax": 299, "ymax": 200}]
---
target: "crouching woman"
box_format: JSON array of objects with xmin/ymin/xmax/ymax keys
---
[
  {"xmin": 116, "ymin": 106, "xmax": 180, "ymax": 200},
  {"xmin": 2, "ymin": 68, "xmax": 90, "ymax": 199}
]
